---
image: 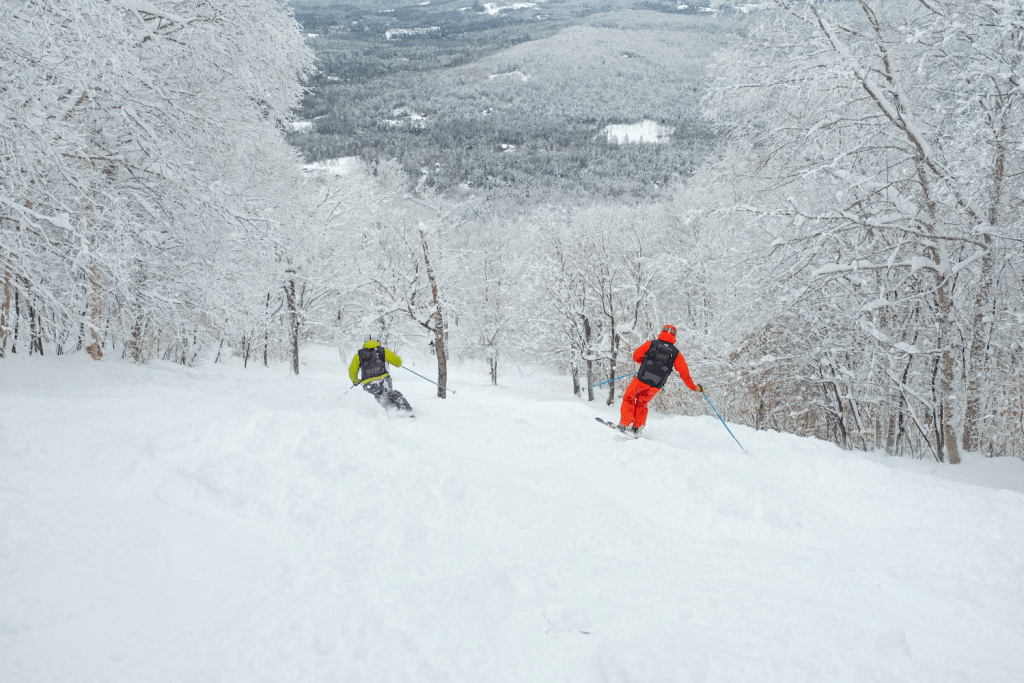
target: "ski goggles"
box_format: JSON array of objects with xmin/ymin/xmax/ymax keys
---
[{"xmin": 662, "ymin": 325, "xmax": 677, "ymax": 336}]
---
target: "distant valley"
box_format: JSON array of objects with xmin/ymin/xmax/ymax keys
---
[{"xmin": 286, "ymin": 0, "xmax": 734, "ymax": 204}]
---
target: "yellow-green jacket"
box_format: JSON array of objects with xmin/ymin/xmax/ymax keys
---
[{"xmin": 349, "ymin": 340, "xmax": 402, "ymax": 385}]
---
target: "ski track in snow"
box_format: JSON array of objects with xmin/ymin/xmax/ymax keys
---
[{"xmin": 2, "ymin": 347, "xmax": 1023, "ymax": 682}]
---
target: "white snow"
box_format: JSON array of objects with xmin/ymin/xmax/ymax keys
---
[
  {"xmin": 2, "ymin": 349, "xmax": 1024, "ymax": 682},
  {"xmin": 289, "ymin": 120, "xmax": 313, "ymax": 132},
  {"xmin": 385, "ymin": 26, "xmax": 440, "ymax": 40},
  {"xmin": 604, "ymin": 120, "xmax": 675, "ymax": 145},
  {"xmin": 301, "ymin": 156, "xmax": 361, "ymax": 175},
  {"xmin": 489, "ymin": 69, "xmax": 531, "ymax": 82},
  {"xmin": 481, "ymin": 2, "xmax": 539, "ymax": 16}
]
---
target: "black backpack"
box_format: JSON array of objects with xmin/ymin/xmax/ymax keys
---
[
  {"xmin": 637, "ymin": 339, "xmax": 679, "ymax": 389},
  {"xmin": 358, "ymin": 346, "xmax": 387, "ymax": 381}
]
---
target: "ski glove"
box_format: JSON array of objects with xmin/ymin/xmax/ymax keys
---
[{"xmin": 694, "ymin": 383, "xmax": 704, "ymax": 393}]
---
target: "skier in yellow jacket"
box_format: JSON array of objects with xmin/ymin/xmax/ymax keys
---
[{"xmin": 349, "ymin": 335, "xmax": 413, "ymax": 413}]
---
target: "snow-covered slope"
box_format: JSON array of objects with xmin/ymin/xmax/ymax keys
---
[{"xmin": 2, "ymin": 349, "xmax": 1023, "ymax": 682}]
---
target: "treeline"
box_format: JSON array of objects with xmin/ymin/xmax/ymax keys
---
[
  {"xmin": 304, "ymin": 30, "xmax": 537, "ymax": 87},
  {"xmin": 1, "ymin": 0, "xmax": 324, "ymax": 370},
  {"xmin": 9, "ymin": 0, "xmax": 1018, "ymax": 466},
  {"xmin": 686, "ymin": 0, "xmax": 1024, "ymax": 462},
  {"xmin": 288, "ymin": 0, "xmax": 714, "ymax": 36}
]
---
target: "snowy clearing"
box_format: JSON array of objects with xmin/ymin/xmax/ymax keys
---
[
  {"xmin": 2, "ymin": 348, "xmax": 1023, "ymax": 682},
  {"xmin": 604, "ymin": 120, "xmax": 675, "ymax": 145},
  {"xmin": 482, "ymin": 2, "xmax": 540, "ymax": 16},
  {"xmin": 489, "ymin": 69, "xmax": 531, "ymax": 82},
  {"xmin": 301, "ymin": 156, "xmax": 361, "ymax": 176}
]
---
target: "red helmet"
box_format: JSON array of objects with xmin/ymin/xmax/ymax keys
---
[{"xmin": 662, "ymin": 325, "xmax": 677, "ymax": 336}]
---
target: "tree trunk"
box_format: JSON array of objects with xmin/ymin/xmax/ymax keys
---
[
  {"xmin": 935, "ymin": 277, "xmax": 962, "ymax": 464},
  {"xmin": 419, "ymin": 226, "xmax": 447, "ymax": 398},
  {"xmin": 285, "ymin": 278, "xmax": 300, "ymax": 375},
  {"xmin": 583, "ymin": 317, "xmax": 595, "ymax": 401},
  {"xmin": 0, "ymin": 253, "xmax": 10, "ymax": 358},
  {"xmin": 965, "ymin": 115, "xmax": 1007, "ymax": 453},
  {"xmin": 85, "ymin": 263, "xmax": 103, "ymax": 361},
  {"xmin": 571, "ymin": 362, "xmax": 580, "ymax": 396},
  {"xmin": 128, "ymin": 260, "xmax": 148, "ymax": 363},
  {"xmin": 29, "ymin": 302, "xmax": 43, "ymax": 355},
  {"xmin": 433, "ymin": 314, "xmax": 448, "ymax": 398},
  {"xmin": 962, "ymin": 237, "xmax": 994, "ymax": 453},
  {"xmin": 832, "ymin": 384, "xmax": 850, "ymax": 450},
  {"xmin": 263, "ymin": 293, "xmax": 271, "ymax": 368},
  {"xmin": 129, "ymin": 315, "xmax": 146, "ymax": 363},
  {"xmin": 606, "ymin": 314, "xmax": 618, "ymax": 406}
]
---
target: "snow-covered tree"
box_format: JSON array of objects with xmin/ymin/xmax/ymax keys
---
[
  {"xmin": 699, "ymin": 0, "xmax": 1024, "ymax": 461},
  {"xmin": 1, "ymin": 0, "xmax": 313, "ymax": 363}
]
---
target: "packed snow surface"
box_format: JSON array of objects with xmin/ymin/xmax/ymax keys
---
[{"xmin": 2, "ymin": 348, "xmax": 1024, "ymax": 682}]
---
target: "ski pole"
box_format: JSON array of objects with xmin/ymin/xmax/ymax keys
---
[
  {"xmin": 402, "ymin": 366, "xmax": 456, "ymax": 395},
  {"xmin": 701, "ymin": 391, "xmax": 745, "ymax": 452},
  {"xmin": 331, "ymin": 383, "xmax": 358, "ymax": 407},
  {"xmin": 587, "ymin": 372, "xmax": 637, "ymax": 390}
]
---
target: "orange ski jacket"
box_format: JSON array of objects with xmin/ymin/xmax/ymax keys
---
[{"xmin": 632, "ymin": 330, "xmax": 698, "ymax": 391}]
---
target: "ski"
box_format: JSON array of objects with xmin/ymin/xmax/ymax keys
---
[{"xmin": 594, "ymin": 417, "xmax": 641, "ymax": 438}]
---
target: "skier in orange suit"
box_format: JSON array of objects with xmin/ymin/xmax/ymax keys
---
[{"xmin": 618, "ymin": 325, "xmax": 703, "ymax": 436}]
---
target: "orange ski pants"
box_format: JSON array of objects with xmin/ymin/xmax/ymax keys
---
[{"xmin": 619, "ymin": 377, "xmax": 660, "ymax": 428}]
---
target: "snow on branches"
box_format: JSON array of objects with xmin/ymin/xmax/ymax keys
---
[
  {"xmin": 699, "ymin": 0, "xmax": 1024, "ymax": 461},
  {"xmin": 1, "ymin": 0, "xmax": 313, "ymax": 363}
]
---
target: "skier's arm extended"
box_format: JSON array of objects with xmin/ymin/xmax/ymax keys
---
[
  {"xmin": 632, "ymin": 340, "xmax": 651, "ymax": 364},
  {"xmin": 348, "ymin": 354, "xmax": 361, "ymax": 385},
  {"xmin": 384, "ymin": 348, "xmax": 403, "ymax": 368},
  {"xmin": 674, "ymin": 353, "xmax": 698, "ymax": 392}
]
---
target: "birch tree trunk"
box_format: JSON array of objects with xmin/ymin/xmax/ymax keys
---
[
  {"xmin": 584, "ymin": 316, "xmax": 594, "ymax": 402},
  {"xmin": 935, "ymin": 282, "xmax": 961, "ymax": 464},
  {"xmin": 961, "ymin": 240, "xmax": 994, "ymax": 453},
  {"xmin": 285, "ymin": 277, "xmax": 300, "ymax": 376},
  {"xmin": 419, "ymin": 226, "xmax": 447, "ymax": 398},
  {"xmin": 606, "ymin": 312, "xmax": 618, "ymax": 407},
  {"xmin": 128, "ymin": 260, "xmax": 148, "ymax": 363},
  {"xmin": 85, "ymin": 263, "xmax": 103, "ymax": 361},
  {"xmin": 0, "ymin": 251, "xmax": 10, "ymax": 358}
]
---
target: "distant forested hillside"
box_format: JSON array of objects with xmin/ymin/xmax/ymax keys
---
[{"xmin": 286, "ymin": 1, "xmax": 730, "ymax": 202}]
